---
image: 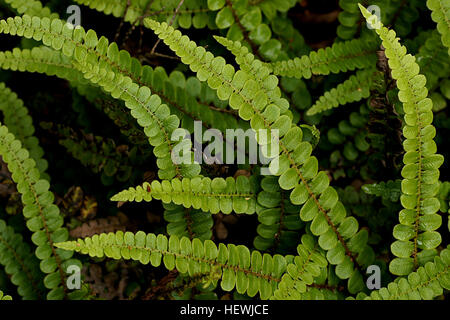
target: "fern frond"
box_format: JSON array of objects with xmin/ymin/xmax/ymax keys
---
[
  {"xmin": 145, "ymin": 18, "xmax": 376, "ymax": 289},
  {"xmin": 307, "ymin": 69, "xmax": 379, "ymax": 116},
  {"xmin": 360, "ymin": 4, "xmax": 445, "ymax": 276},
  {"xmin": 0, "ymin": 82, "xmax": 48, "ymax": 178},
  {"xmin": 111, "ymin": 176, "xmax": 257, "ymax": 215},
  {"xmin": 270, "ymin": 38, "xmax": 379, "ymax": 79},
  {"xmin": 3, "ymin": 0, "xmax": 58, "ymax": 19},
  {"xmin": 255, "ymin": 176, "xmax": 303, "ymax": 253},
  {"xmin": 427, "ymin": 0, "xmax": 450, "ymax": 55},
  {"xmin": 0, "ymin": 123, "xmax": 83, "ymax": 299},
  {"xmin": 0, "ymin": 47, "xmax": 85, "ymax": 83},
  {"xmin": 0, "ymin": 15, "xmax": 201, "ymax": 180},
  {"xmin": 0, "ymin": 290, "xmax": 12, "ymax": 300},
  {"xmin": 164, "ymin": 203, "xmax": 213, "ymax": 241},
  {"xmin": 354, "ymin": 245, "xmax": 450, "ymax": 300},
  {"xmin": 213, "ymin": 35, "xmax": 269, "ymax": 71},
  {"xmin": 55, "ymin": 231, "xmax": 291, "ymax": 299},
  {"xmin": 0, "ymin": 219, "xmax": 45, "ymax": 299},
  {"xmin": 271, "ymin": 234, "xmax": 330, "ymax": 300}
]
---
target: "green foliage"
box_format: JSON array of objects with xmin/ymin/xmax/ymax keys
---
[
  {"xmin": 164, "ymin": 203, "xmax": 213, "ymax": 241},
  {"xmin": 0, "ymin": 0, "xmax": 447, "ymax": 302},
  {"xmin": 360, "ymin": 4, "xmax": 445, "ymax": 276},
  {"xmin": 111, "ymin": 176, "xmax": 257, "ymax": 214},
  {"xmin": 353, "ymin": 245, "xmax": 450, "ymax": 300},
  {"xmin": 3, "ymin": 0, "xmax": 58, "ymax": 18},
  {"xmin": 255, "ymin": 176, "xmax": 303, "ymax": 254},
  {"xmin": 0, "ymin": 82, "xmax": 48, "ymax": 178},
  {"xmin": 270, "ymin": 38, "xmax": 379, "ymax": 79},
  {"xmin": 0, "ymin": 123, "xmax": 84, "ymax": 299},
  {"xmin": 55, "ymin": 230, "xmax": 290, "ymax": 299},
  {"xmin": 427, "ymin": 0, "xmax": 450, "ymax": 55},
  {"xmin": 307, "ymin": 69, "xmax": 379, "ymax": 116},
  {"xmin": 0, "ymin": 289, "xmax": 12, "ymax": 300},
  {"xmin": 271, "ymin": 234, "xmax": 337, "ymax": 300},
  {"xmin": 145, "ymin": 17, "xmax": 377, "ymax": 291},
  {"xmin": 362, "ymin": 180, "xmax": 402, "ymax": 203},
  {"xmin": 74, "ymin": 0, "xmax": 213, "ymax": 29},
  {"xmin": 0, "ymin": 218, "xmax": 45, "ymax": 299},
  {"xmin": 0, "ymin": 15, "xmax": 201, "ymax": 180},
  {"xmin": 324, "ymin": 104, "xmax": 370, "ymax": 162}
]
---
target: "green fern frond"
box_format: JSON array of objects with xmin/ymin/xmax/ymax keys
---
[
  {"xmin": 0, "ymin": 219, "xmax": 45, "ymax": 299},
  {"xmin": 213, "ymin": 35, "xmax": 269, "ymax": 71},
  {"xmin": 55, "ymin": 231, "xmax": 291, "ymax": 299},
  {"xmin": 0, "ymin": 123, "xmax": 83, "ymax": 300},
  {"xmin": 144, "ymin": 18, "xmax": 376, "ymax": 290},
  {"xmin": 271, "ymin": 234, "xmax": 330, "ymax": 300},
  {"xmin": 255, "ymin": 176, "xmax": 303, "ymax": 253},
  {"xmin": 307, "ymin": 69, "xmax": 379, "ymax": 116},
  {"xmin": 111, "ymin": 176, "xmax": 257, "ymax": 215},
  {"xmin": 0, "ymin": 82, "xmax": 48, "ymax": 178},
  {"xmin": 427, "ymin": 0, "xmax": 450, "ymax": 55},
  {"xmin": 354, "ymin": 245, "xmax": 450, "ymax": 300},
  {"xmin": 360, "ymin": 4, "xmax": 445, "ymax": 276},
  {"xmin": 164, "ymin": 203, "xmax": 213, "ymax": 241},
  {"xmin": 4, "ymin": 0, "xmax": 58, "ymax": 19},
  {"xmin": 270, "ymin": 38, "xmax": 379, "ymax": 79},
  {"xmin": 0, "ymin": 47, "xmax": 85, "ymax": 83}
]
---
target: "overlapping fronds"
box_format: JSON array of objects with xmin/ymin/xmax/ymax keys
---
[
  {"xmin": 144, "ymin": 18, "xmax": 376, "ymax": 290},
  {"xmin": 0, "ymin": 15, "xmax": 201, "ymax": 180},
  {"xmin": 353, "ymin": 245, "xmax": 450, "ymax": 300},
  {"xmin": 55, "ymin": 231, "xmax": 290, "ymax": 300},
  {"xmin": 164, "ymin": 203, "xmax": 213, "ymax": 241},
  {"xmin": 271, "ymin": 235, "xmax": 333, "ymax": 300},
  {"xmin": 255, "ymin": 176, "xmax": 303, "ymax": 253}
]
